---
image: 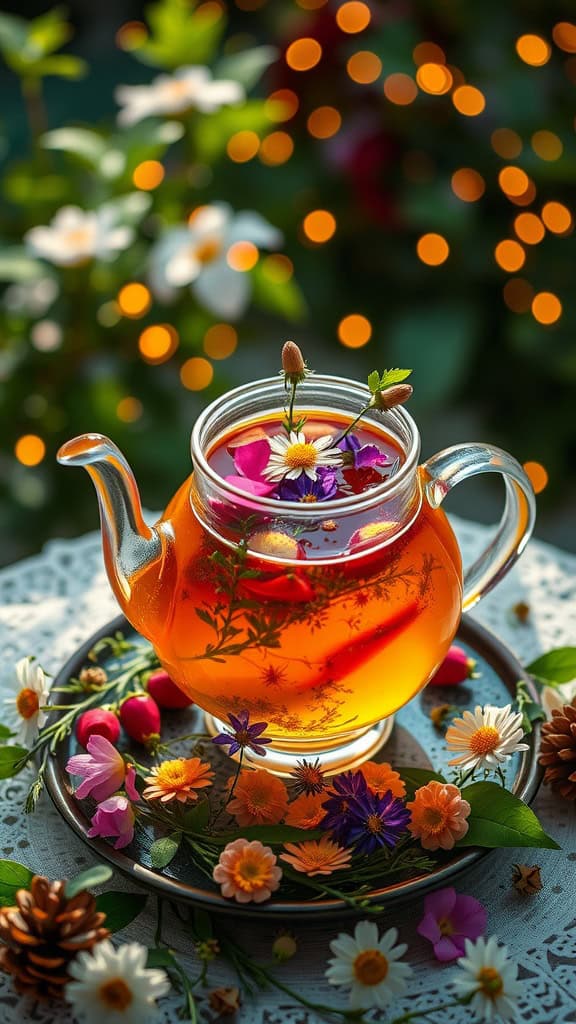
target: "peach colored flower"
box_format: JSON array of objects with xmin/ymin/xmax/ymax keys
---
[
  {"xmin": 359, "ymin": 761, "xmax": 406, "ymax": 799},
  {"xmin": 406, "ymin": 780, "xmax": 471, "ymax": 851},
  {"xmin": 280, "ymin": 836, "xmax": 352, "ymax": 876},
  {"xmin": 285, "ymin": 793, "xmax": 325, "ymax": 829},
  {"xmin": 213, "ymin": 838, "xmax": 282, "ymax": 903},
  {"xmin": 227, "ymin": 768, "xmax": 289, "ymax": 826},
  {"xmin": 143, "ymin": 757, "xmax": 214, "ymax": 803}
]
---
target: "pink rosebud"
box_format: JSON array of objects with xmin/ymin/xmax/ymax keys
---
[
  {"xmin": 66, "ymin": 734, "xmax": 129, "ymax": 802},
  {"xmin": 147, "ymin": 670, "xmax": 194, "ymax": 710},
  {"xmin": 120, "ymin": 694, "xmax": 161, "ymax": 746},
  {"xmin": 428, "ymin": 645, "xmax": 478, "ymax": 686},
  {"xmin": 87, "ymin": 794, "xmax": 135, "ymax": 849},
  {"xmin": 75, "ymin": 708, "xmax": 120, "ymax": 748}
]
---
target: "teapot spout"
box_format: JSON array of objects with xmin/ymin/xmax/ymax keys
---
[{"xmin": 57, "ymin": 434, "xmax": 163, "ymax": 610}]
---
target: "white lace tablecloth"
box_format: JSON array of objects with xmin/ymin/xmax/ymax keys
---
[{"xmin": 0, "ymin": 516, "xmax": 575, "ymax": 1023}]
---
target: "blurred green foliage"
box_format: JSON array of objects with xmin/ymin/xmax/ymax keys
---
[{"xmin": 0, "ymin": 0, "xmax": 575, "ymax": 564}]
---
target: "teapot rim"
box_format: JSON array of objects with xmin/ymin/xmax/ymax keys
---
[{"xmin": 190, "ymin": 373, "xmax": 421, "ymax": 517}]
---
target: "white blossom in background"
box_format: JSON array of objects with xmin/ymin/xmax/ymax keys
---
[
  {"xmin": 115, "ymin": 66, "xmax": 244, "ymax": 126},
  {"xmin": 149, "ymin": 202, "xmax": 282, "ymax": 319},
  {"xmin": 4, "ymin": 656, "xmax": 50, "ymax": 747},
  {"xmin": 66, "ymin": 940, "xmax": 170, "ymax": 1024},
  {"xmin": 3, "ymin": 276, "xmax": 58, "ymax": 316},
  {"xmin": 25, "ymin": 206, "xmax": 134, "ymax": 267}
]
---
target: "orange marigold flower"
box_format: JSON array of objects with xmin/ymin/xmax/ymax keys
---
[
  {"xmin": 284, "ymin": 793, "xmax": 325, "ymax": 829},
  {"xmin": 213, "ymin": 838, "xmax": 282, "ymax": 903},
  {"xmin": 359, "ymin": 760, "xmax": 406, "ymax": 798},
  {"xmin": 227, "ymin": 768, "xmax": 289, "ymax": 827},
  {"xmin": 406, "ymin": 780, "xmax": 471, "ymax": 851},
  {"xmin": 143, "ymin": 756, "xmax": 214, "ymax": 803},
  {"xmin": 280, "ymin": 836, "xmax": 352, "ymax": 876}
]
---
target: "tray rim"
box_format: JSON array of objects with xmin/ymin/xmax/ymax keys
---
[{"xmin": 44, "ymin": 613, "xmax": 543, "ymax": 919}]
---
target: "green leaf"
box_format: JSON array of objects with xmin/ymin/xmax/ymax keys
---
[
  {"xmin": 182, "ymin": 799, "xmax": 210, "ymax": 833},
  {"xmin": 458, "ymin": 782, "xmax": 560, "ymax": 849},
  {"xmin": 251, "ymin": 263, "xmax": 306, "ymax": 322},
  {"xmin": 367, "ymin": 370, "xmax": 381, "ymax": 393},
  {"xmin": 27, "ymin": 8, "xmax": 72, "ymax": 58},
  {"xmin": 136, "ymin": 0, "xmax": 225, "ymax": 69},
  {"xmin": 397, "ymin": 766, "xmax": 445, "ymax": 800},
  {"xmin": 65, "ymin": 864, "xmax": 114, "ymax": 898},
  {"xmin": 0, "ymin": 860, "xmax": 34, "ymax": 906},
  {"xmin": 526, "ymin": 648, "xmax": 576, "ymax": 685},
  {"xmin": 25, "ymin": 54, "xmax": 87, "ymax": 79},
  {"xmin": 225, "ymin": 825, "xmax": 323, "ymax": 845},
  {"xmin": 147, "ymin": 947, "xmax": 175, "ymax": 968},
  {"xmin": 102, "ymin": 192, "xmax": 152, "ymax": 226},
  {"xmin": 0, "ymin": 725, "xmax": 14, "ymax": 740},
  {"xmin": 0, "ymin": 13, "xmax": 27, "ymax": 58},
  {"xmin": 193, "ymin": 100, "xmax": 271, "ymax": 162},
  {"xmin": 41, "ymin": 127, "xmax": 106, "ymax": 165},
  {"xmin": 0, "ymin": 746, "xmax": 29, "ymax": 779},
  {"xmin": 379, "ymin": 368, "xmax": 412, "ymax": 388},
  {"xmin": 95, "ymin": 891, "xmax": 148, "ymax": 932},
  {"xmin": 150, "ymin": 834, "xmax": 181, "ymax": 869},
  {"xmin": 216, "ymin": 45, "xmax": 278, "ymax": 89}
]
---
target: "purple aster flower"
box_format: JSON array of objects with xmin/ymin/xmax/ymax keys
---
[
  {"xmin": 320, "ymin": 770, "xmax": 369, "ymax": 843},
  {"xmin": 345, "ymin": 788, "xmax": 411, "ymax": 855},
  {"xmin": 277, "ymin": 467, "xmax": 337, "ymax": 503},
  {"xmin": 338, "ymin": 434, "xmax": 392, "ymax": 470},
  {"xmin": 212, "ymin": 709, "xmax": 272, "ymax": 757},
  {"xmin": 417, "ymin": 887, "xmax": 487, "ymax": 962}
]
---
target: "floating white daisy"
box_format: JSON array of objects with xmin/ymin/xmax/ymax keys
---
[
  {"xmin": 66, "ymin": 939, "xmax": 170, "ymax": 1024},
  {"xmin": 452, "ymin": 936, "xmax": 522, "ymax": 1022},
  {"xmin": 445, "ymin": 704, "xmax": 529, "ymax": 772},
  {"xmin": 149, "ymin": 202, "xmax": 282, "ymax": 319},
  {"xmin": 115, "ymin": 66, "xmax": 244, "ymax": 126},
  {"xmin": 264, "ymin": 430, "xmax": 343, "ymax": 482},
  {"xmin": 25, "ymin": 206, "xmax": 133, "ymax": 267},
  {"xmin": 325, "ymin": 920, "xmax": 412, "ymax": 1012},
  {"xmin": 4, "ymin": 656, "xmax": 50, "ymax": 748}
]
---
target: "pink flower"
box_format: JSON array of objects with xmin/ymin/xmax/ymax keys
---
[
  {"xmin": 66, "ymin": 734, "xmax": 139, "ymax": 802},
  {"xmin": 87, "ymin": 794, "xmax": 135, "ymax": 849},
  {"xmin": 225, "ymin": 439, "xmax": 276, "ymax": 497},
  {"xmin": 417, "ymin": 887, "xmax": 487, "ymax": 962}
]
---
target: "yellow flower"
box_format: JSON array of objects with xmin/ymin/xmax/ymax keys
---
[{"xmin": 143, "ymin": 757, "xmax": 214, "ymax": 803}]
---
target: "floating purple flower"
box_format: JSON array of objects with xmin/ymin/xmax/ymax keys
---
[
  {"xmin": 212, "ymin": 709, "xmax": 272, "ymax": 757},
  {"xmin": 320, "ymin": 770, "xmax": 369, "ymax": 843},
  {"xmin": 277, "ymin": 467, "xmax": 337, "ymax": 503},
  {"xmin": 417, "ymin": 887, "xmax": 487, "ymax": 962},
  {"xmin": 345, "ymin": 788, "xmax": 411, "ymax": 855},
  {"xmin": 338, "ymin": 434, "xmax": 393, "ymax": 470}
]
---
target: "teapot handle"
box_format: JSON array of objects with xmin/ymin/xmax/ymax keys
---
[{"xmin": 421, "ymin": 443, "xmax": 536, "ymax": 611}]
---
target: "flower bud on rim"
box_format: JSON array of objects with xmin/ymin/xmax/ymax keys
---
[{"xmin": 281, "ymin": 340, "xmax": 309, "ymax": 385}]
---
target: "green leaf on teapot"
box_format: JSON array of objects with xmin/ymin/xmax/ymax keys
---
[
  {"xmin": 525, "ymin": 647, "xmax": 576, "ymax": 685},
  {"xmin": 457, "ymin": 781, "xmax": 559, "ymax": 849}
]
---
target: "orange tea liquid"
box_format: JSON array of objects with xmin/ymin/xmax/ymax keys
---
[{"xmin": 130, "ymin": 415, "xmax": 463, "ymax": 743}]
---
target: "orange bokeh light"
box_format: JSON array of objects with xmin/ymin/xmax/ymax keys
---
[
  {"xmin": 451, "ymin": 168, "xmax": 485, "ymax": 202},
  {"xmin": 531, "ymin": 130, "xmax": 563, "ymax": 161},
  {"xmin": 513, "ymin": 213, "xmax": 545, "ymax": 245},
  {"xmin": 416, "ymin": 233, "xmax": 450, "ymax": 266},
  {"xmin": 523, "ymin": 461, "xmax": 549, "ymax": 493},
  {"xmin": 413, "ymin": 41, "xmax": 446, "ymax": 66},
  {"xmin": 307, "ymin": 106, "xmax": 342, "ymax": 139},
  {"xmin": 138, "ymin": 324, "xmax": 178, "ymax": 363},
  {"xmin": 452, "ymin": 85, "xmax": 486, "ymax": 116},
  {"xmin": 553, "ymin": 22, "xmax": 576, "ymax": 53},
  {"xmin": 227, "ymin": 130, "xmax": 260, "ymax": 163},
  {"xmin": 383, "ymin": 73, "xmax": 418, "ymax": 105},
  {"xmin": 498, "ymin": 165, "xmax": 530, "ymax": 197},
  {"xmin": 416, "ymin": 62, "xmax": 453, "ymax": 95},
  {"xmin": 15, "ymin": 434, "xmax": 46, "ymax": 467},
  {"xmin": 117, "ymin": 397, "xmax": 143, "ymax": 423},
  {"xmin": 180, "ymin": 357, "xmax": 214, "ymax": 391},
  {"xmin": 516, "ymin": 34, "xmax": 551, "ymax": 66},
  {"xmin": 531, "ymin": 292, "xmax": 562, "ymax": 325},
  {"xmin": 286, "ymin": 38, "xmax": 322, "ymax": 71},
  {"xmin": 259, "ymin": 131, "xmax": 294, "ymax": 166},
  {"xmin": 226, "ymin": 241, "xmax": 259, "ymax": 271},
  {"xmin": 117, "ymin": 283, "xmax": 151, "ymax": 318},
  {"xmin": 346, "ymin": 50, "xmax": 382, "ymax": 84},
  {"xmin": 261, "ymin": 254, "xmax": 294, "ymax": 283},
  {"xmin": 336, "ymin": 1, "xmax": 371, "ymax": 33},
  {"xmin": 203, "ymin": 324, "xmax": 238, "ymax": 360},
  {"xmin": 338, "ymin": 314, "xmax": 372, "ymax": 348},
  {"xmin": 132, "ymin": 160, "xmax": 165, "ymax": 190},
  {"xmin": 265, "ymin": 89, "xmax": 299, "ymax": 122},
  {"xmin": 115, "ymin": 21, "xmax": 147, "ymax": 51},
  {"xmin": 494, "ymin": 240, "xmax": 526, "ymax": 272},
  {"xmin": 541, "ymin": 201, "xmax": 573, "ymax": 234},
  {"xmin": 491, "ymin": 128, "xmax": 523, "ymax": 159},
  {"xmin": 302, "ymin": 210, "xmax": 337, "ymax": 243},
  {"xmin": 503, "ymin": 277, "xmax": 534, "ymax": 312}
]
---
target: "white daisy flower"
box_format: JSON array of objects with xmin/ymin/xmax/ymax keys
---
[
  {"xmin": 446, "ymin": 704, "xmax": 529, "ymax": 772},
  {"xmin": 264, "ymin": 430, "xmax": 344, "ymax": 482},
  {"xmin": 325, "ymin": 920, "xmax": 412, "ymax": 1011},
  {"xmin": 115, "ymin": 66, "xmax": 244, "ymax": 126},
  {"xmin": 541, "ymin": 681, "xmax": 576, "ymax": 720},
  {"xmin": 66, "ymin": 939, "xmax": 170, "ymax": 1024},
  {"xmin": 4, "ymin": 656, "xmax": 50, "ymax": 748},
  {"xmin": 452, "ymin": 936, "xmax": 522, "ymax": 1022},
  {"xmin": 25, "ymin": 206, "xmax": 133, "ymax": 267},
  {"xmin": 149, "ymin": 202, "xmax": 282, "ymax": 319}
]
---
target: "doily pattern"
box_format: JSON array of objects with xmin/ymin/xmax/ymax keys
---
[{"xmin": 0, "ymin": 515, "xmax": 575, "ymax": 1023}]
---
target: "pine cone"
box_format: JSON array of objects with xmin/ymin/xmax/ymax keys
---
[
  {"xmin": 539, "ymin": 702, "xmax": 576, "ymax": 800},
  {"xmin": 0, "ymin": 875, "xmax": 109, "ymax": 1000}
]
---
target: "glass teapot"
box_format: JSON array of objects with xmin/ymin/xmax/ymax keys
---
[{"xmin": 58, "ymin": 373, "xmax": 535, "ymax": 774}]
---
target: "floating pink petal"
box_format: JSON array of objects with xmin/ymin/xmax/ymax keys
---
[
  {"xmin": 234, "ymin": 439, "xmax": 271, "ymax": 479},
  {"xmin": 66, "ymin": 734, "xmax": 128, "ymax": 802},
  {"xmin": 224, "ymin": 474, "xmax": 276, "ymax": 497},
  {"xmin": 87, "ymin": 794, "xmax": 135, "ymax": 849}
]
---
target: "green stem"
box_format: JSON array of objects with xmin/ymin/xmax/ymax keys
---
[
  {"xmin": 286, "ymin": 378, "xmax": 298, "ymax": 433},
  {"xmin": 21, "ymin": 76, "xmax": 48, "ymax": 144},
  {"xmin": 157, "ymin": 732, "xmax": 209, "ymax": 752},
  {"xmin": 334, "ymin": 403, "xmax": 372, "ymax": 444},
  {"xmin": 390, "ymin": 1001, "xmax": 464, "ymax": 1023}
]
